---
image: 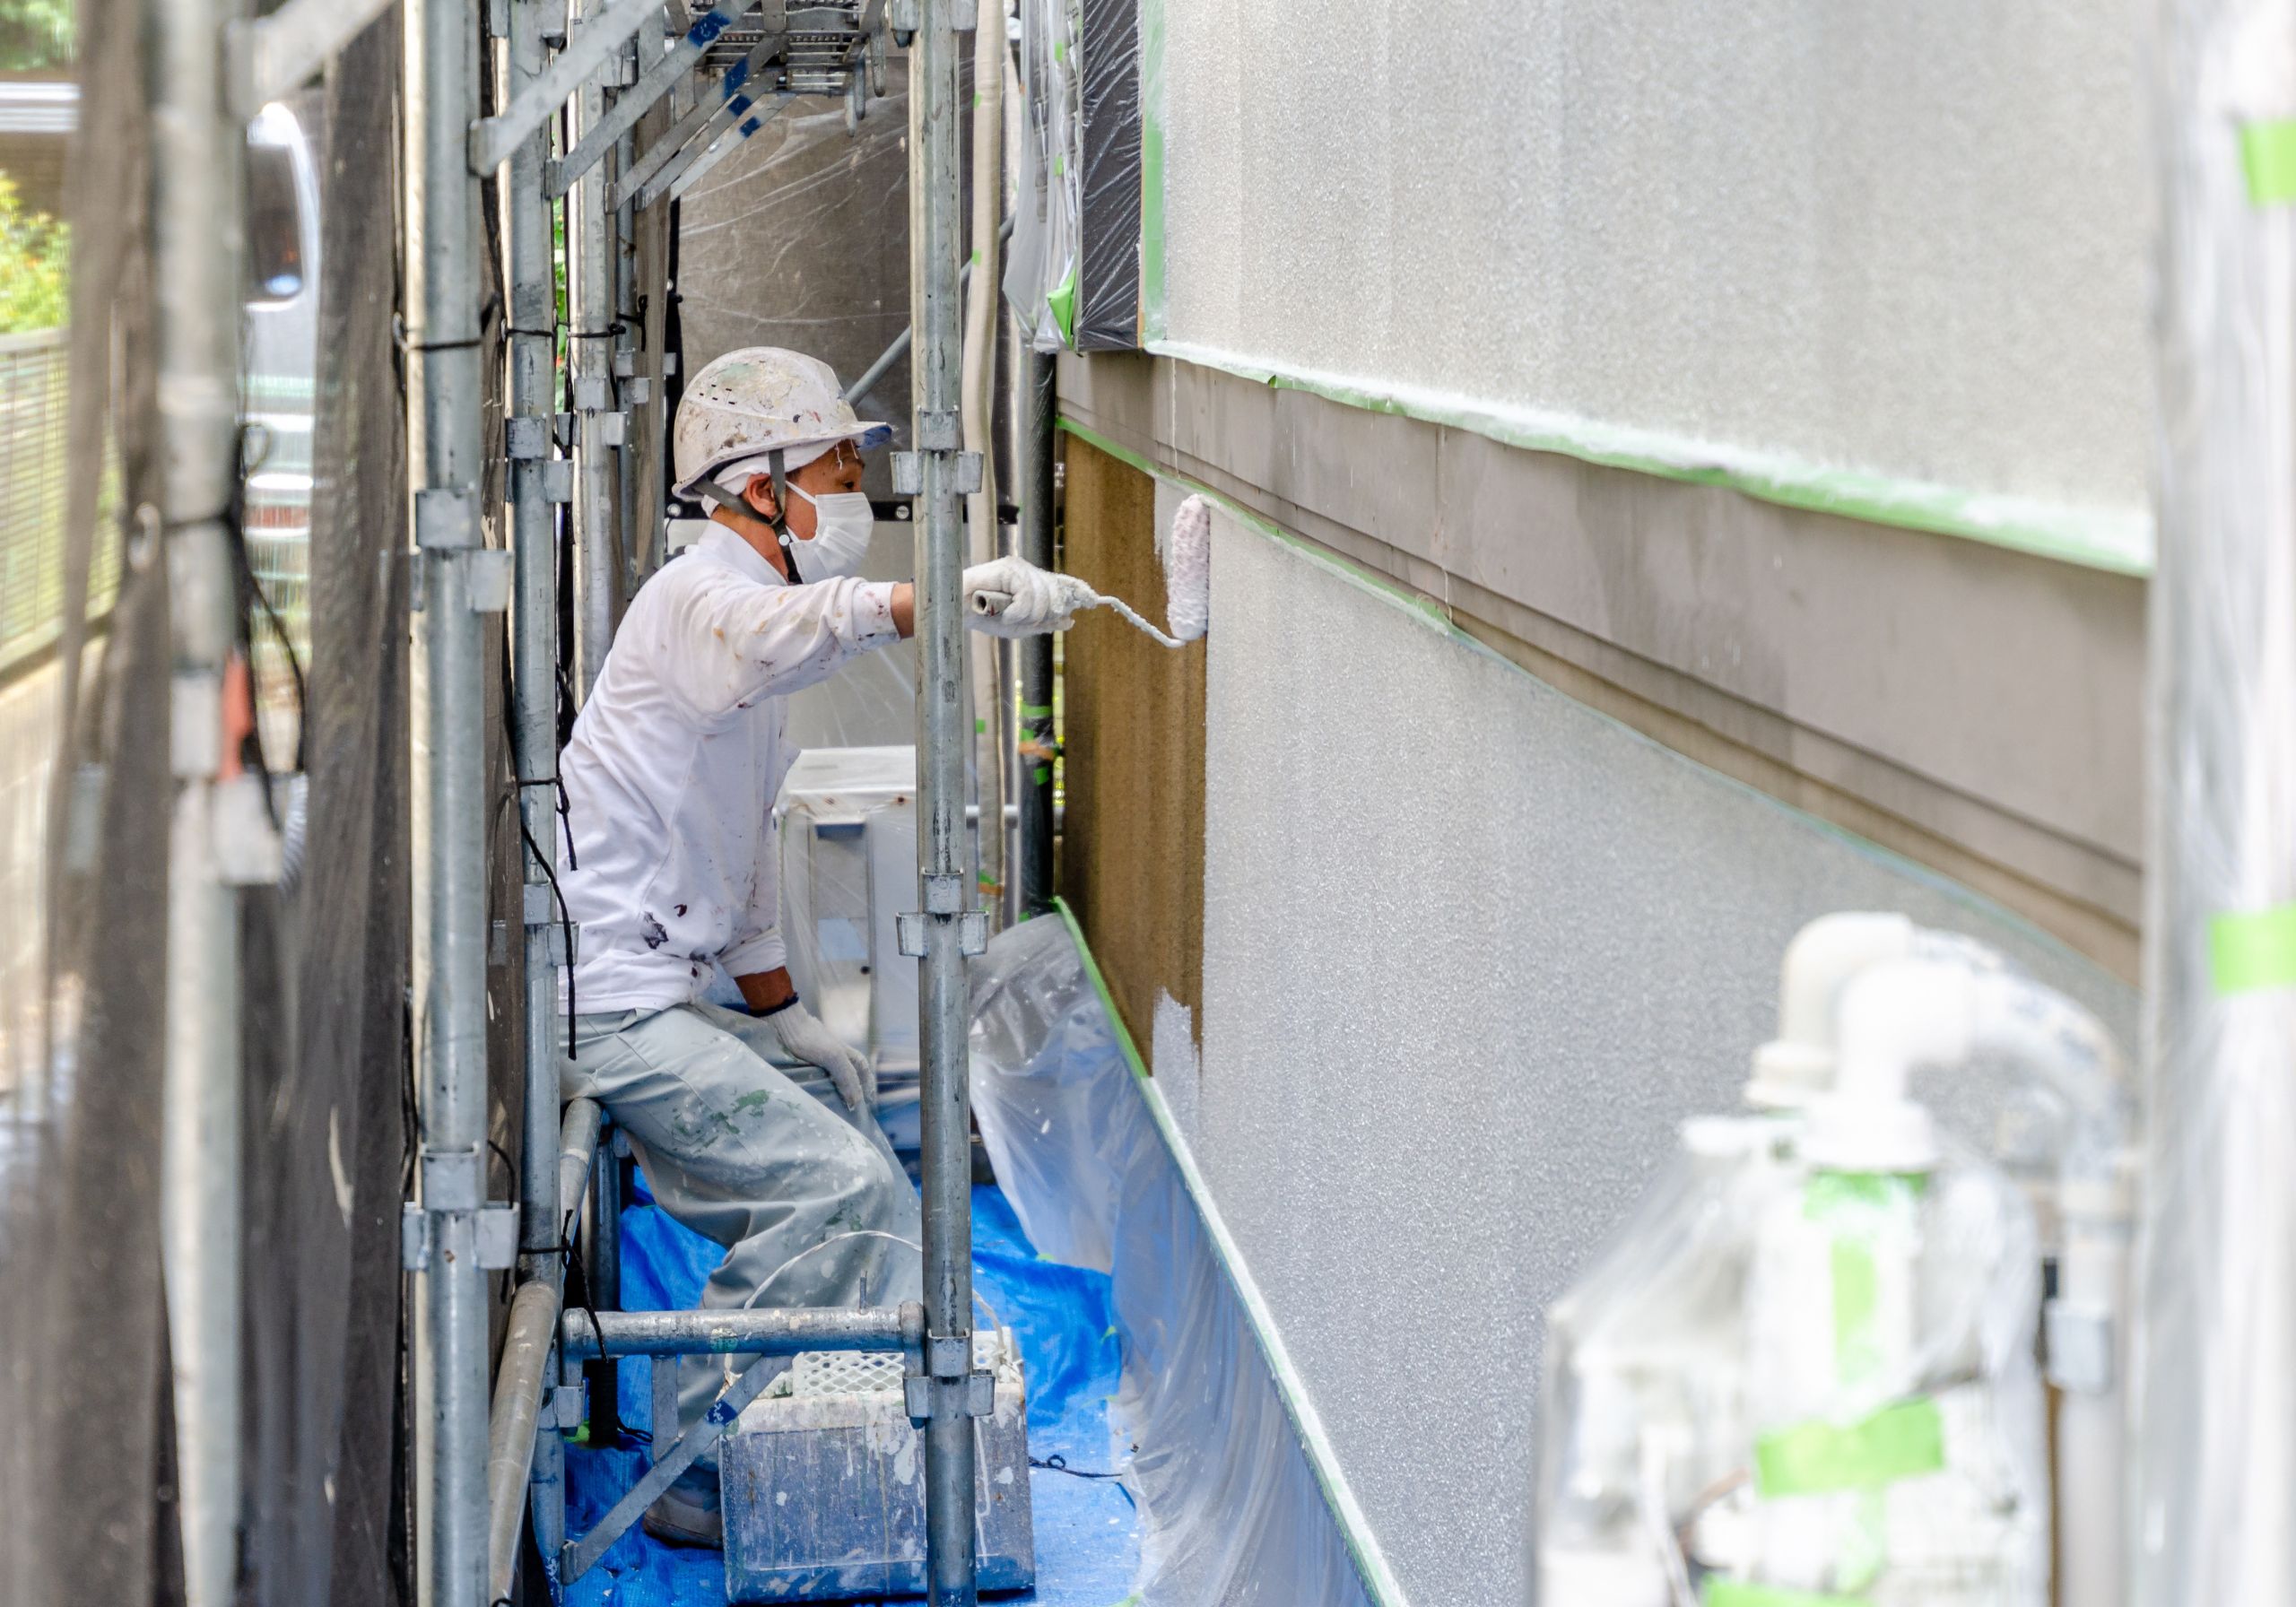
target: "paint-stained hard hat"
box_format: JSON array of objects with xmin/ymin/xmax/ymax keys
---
[{"xmin": 672, "ymin": 347, "xmax": 893, "ymax": 499}]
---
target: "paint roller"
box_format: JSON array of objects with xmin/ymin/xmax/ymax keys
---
[{"xmin": 972, "ymin": 492, "xmax": 1213, "ymax": 648}]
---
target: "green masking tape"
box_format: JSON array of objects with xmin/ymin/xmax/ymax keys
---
[
  {"xmin": 1020, "ymin": 702, "xmax": 1053, "ymax": 718},
  {"xmin": 1754, "ymin": 1397, "xmax": 1944, "ymax": 1497},
  {"xmin": 2243, "ymin": 120, "xmax": 2296, "ymax": 206},
  {"xmin": 1032, "ymin": 764, "xmax": 1051, "ymax": 784},
  {"xmin": 1048, "ymin": 267, "xmax": 1078, "ymax": 347},
  {"xmin": 1706, "ymin": 1582, "xmax": 1868, "ymax": 1607},
  {"xmin": 2210, "ymin": 903, "xmax": 2296, "ymax": 994}
]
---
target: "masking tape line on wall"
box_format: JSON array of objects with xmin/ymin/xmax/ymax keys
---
[{"xmin": 1134, "ymin": 340, "xmax": 2152, "ymax": 578}]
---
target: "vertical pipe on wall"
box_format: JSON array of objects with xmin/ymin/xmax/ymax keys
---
[
  {"xmin": 406, "ymin": 0, "xmax": 491, "ymax": 1594},
  {"xmin": 1016, "ymin": 350, "xmax": 1055, "ymax": 916},
  {"xmin": 2131, "ymin": 1, "xmax": 2296, "ymax": 1599},
  {"xmin": 151, "ymin": 0, "xmax": 245, "ymax": 1594},
  {"xmin": 911, "ymin": 1, "xmax": 979, "ymax": 1600},
  {"xmin": 961, "ymin": 0, "xmax": 1004, "ymax": 924},
  {"xmin": 569, "ymin": 4, "xmax": 619, "ymax": 695}
]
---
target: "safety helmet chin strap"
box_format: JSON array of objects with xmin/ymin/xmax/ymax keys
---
[{"xmin": 695, "ymin": 446, "xmax": 807, "ymax": 583}]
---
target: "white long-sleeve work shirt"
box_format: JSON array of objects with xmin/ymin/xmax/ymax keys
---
[{"xmin": 557, "ymin": 524, "xmax": 901, "ymax": 1013}]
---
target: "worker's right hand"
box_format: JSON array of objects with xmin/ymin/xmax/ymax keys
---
[
  {"xmin": 962, "ymin": 556, "xmax": 1093, "ymax": 638},
  {"xmin": 763, "ymin": 1001, "xmax": 877, "ymax": 1113}
]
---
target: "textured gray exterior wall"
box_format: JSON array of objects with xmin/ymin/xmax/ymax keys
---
[
  {"xmin": 1172, "ymin": 499, "xmax": 2136, "ymax": 1607},
  {"xmin": 1155, "ymin": 0, "xmax": 2149, "ymax": 535}
]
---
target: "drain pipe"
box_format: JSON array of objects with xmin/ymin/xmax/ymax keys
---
[
  {"xmin": 151, "ymin": 0, "xmax": 248, "ymax": 1594},
  {"xmin": 1014, "ymin": 348, "xmax": 1055, "ymax": 916},
  {"xmin": 406, "ymin": 0, "xmax": 495, "ymax": 1593},
  {"xmin": 2132, "ymin": 2, "xmax": 2296, "ymax": 1595},
  {"xmin": 1010, "ymin": 0, "xmax": 1055, "ymax": 918},
  {"xmin": 1820, "ymin": 957, "xmax": 2135, "ymax": 1607},
  {"xmin": 908, "ymin": 0, "xmax": 983, "ymax": 1599}
]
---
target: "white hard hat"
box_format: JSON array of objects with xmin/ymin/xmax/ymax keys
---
[{"xmin": 672, "ymin": 346, "xmax": 892, "ymax": 500}]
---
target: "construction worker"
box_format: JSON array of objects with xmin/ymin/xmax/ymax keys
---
[{"xmin": 555, "ymin": 347, "xmax": 1074, "ymax": 1545}]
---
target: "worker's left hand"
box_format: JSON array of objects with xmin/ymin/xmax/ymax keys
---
[{"xmin": 764, "ymin": 1003, "xmax": 877, "ymax": 1113}]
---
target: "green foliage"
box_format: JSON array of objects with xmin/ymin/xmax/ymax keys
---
[
  {"xmin": 0, "ymin": 175, "xmax": 68, "ymax": 334},
  {"xmin": 0, "ymin": 0, "xmax": 72, "ymax": 71}
]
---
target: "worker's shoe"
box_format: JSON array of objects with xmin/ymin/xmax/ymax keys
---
[{"xmin": 641, "ymin": 1465, "xmax": 724, "ymax": 1549}]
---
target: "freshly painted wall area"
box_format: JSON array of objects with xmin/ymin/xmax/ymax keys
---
[
  {"xmin": 1153, "ymin": 0, "xmax": 2151, "ymax": 562},
  {"xmin": 1180, "ymin": 500, "xmax": 2137, "ymax": 1607}
]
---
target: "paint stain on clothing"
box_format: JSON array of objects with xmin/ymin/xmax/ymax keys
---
[{"xmin": 640, "ymin": 911, "xmax": 668, "ymax": 950}]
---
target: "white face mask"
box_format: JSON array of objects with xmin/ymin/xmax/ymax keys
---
[{"xmin": 786, "ymin": 484, "xmax": 874, "ymax": 582}]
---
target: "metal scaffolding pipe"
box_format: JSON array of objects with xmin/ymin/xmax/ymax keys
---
[
  {"xmin": 503, "ymin": 0, "xmax": 564, "ymax": 1300},
  {"xmin": 561, "ymin": 1301, "xmax": 923, "ymax": 1358},
  {"xmin": 910, "ymin": 1, "xmax": 979, "ymax": 1600},
  {"xmin": 406, "ymin": 0, "xmax": 492, "ymax": 1594},
  {"xmin": 569, "ymin": 0, "xmax": 621, "ymax": 695},
  {"xmin": 151, "ymin": 0, "xmax": 248, "ymax": 1595},
  {"xmin": 484, "ymin": 1280, "xmax": 560, "ymax": 1601},
  {"xmin": 538, "ymin": 1096, "xmax": 601, "ymax": 1573}
]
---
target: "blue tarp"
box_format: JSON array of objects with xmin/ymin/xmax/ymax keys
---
[{"xmin": 561, "ymin": 1168, "xmax": 1142, "ymax": 1606}]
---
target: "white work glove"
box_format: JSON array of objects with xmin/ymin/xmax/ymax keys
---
[
  {"xmin": 962, "ymin": 555, "xmax": 1097, "ymax": 638},
  {"xmin": 762, "ymin": 1002, "xmax": 876, "ymax": 1113}
]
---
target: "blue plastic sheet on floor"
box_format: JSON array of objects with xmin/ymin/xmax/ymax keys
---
[{"xmin": 562, "ymin": 1168, "xmax": 1141, "ymax": 1605}]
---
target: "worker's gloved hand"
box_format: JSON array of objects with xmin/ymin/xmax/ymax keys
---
[
  {"xmin": 962, "ymin": 555, "xmax": 1094, "ymax": 638},
  {"xmin": 763, "ymin": 1003, "xmax": 876, "ymax": 1113}
]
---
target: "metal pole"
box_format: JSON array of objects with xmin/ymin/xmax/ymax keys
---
[
  {"xmin": 569, "ymin": 1, "xmax": 620, "ymax": 695},
  {"xmin": 407, "ymin": 0, "xmax": 491, "ymax": 1593},
  {"xmin": 502, "ymin": 0, "xmax": 568, "ymax": 1586},
  {"xmin": 1016, "ymin": 350, "xmax": 1055, "ymax": 916},
  {"xmin": 613, "ymin": 119, "xmax": 644, "ymax": 595},
  {"xmin": 909, "ymin": 2, "xmax": 979, "ymax": 1601},
  {"xmin": 152, "ymin": 0, "xmax": 246, "ymax": 1592}
]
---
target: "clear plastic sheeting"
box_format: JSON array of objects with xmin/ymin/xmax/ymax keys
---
[
  {"xmin": 2131, "ymin": 0, "xmax": 2296, "ymax": 1596},
  {"xmin": 1539, "ymin": 1119, "xmax": 2048, "ymax": 1607},
  {"xmin": 1004, "ymin": 0, "xmax": 1082, "ymax": 350},
  {"xmin": 1004, "ymin": 0, "xmax": 1136, "ymax": 350},
  {"xmin": 968, "ymin": 911, "xmax": 1385, "ymax": 1607}
]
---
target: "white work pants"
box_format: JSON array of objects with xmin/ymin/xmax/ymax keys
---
[{"xmin": 564, "ymin": 1001, "xmax": 922, "ymax": 1447}]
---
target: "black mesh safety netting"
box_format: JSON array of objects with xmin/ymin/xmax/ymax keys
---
[{"xmin": 0, "ymin": 2, "xmax": 521, "ymax": 1602}]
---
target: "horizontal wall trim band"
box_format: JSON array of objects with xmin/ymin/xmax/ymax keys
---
[
  {"xmin": 1142, "ymin": 338, "xmax": 2153, "ymax": 578},
  {"xmin": 1056, "ymin": 413, "xmax": 2135, "ymax": 982}
]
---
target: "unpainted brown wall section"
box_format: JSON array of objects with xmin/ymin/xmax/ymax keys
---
[{"xmin": 1056, "ymin": 435, "xmax": 1206, "ymax": 1051}]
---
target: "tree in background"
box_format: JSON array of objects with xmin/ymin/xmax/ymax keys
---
[
  {"xmin": 0, "ymin": 176, "xmax": 68, "ymax": 333},
  {"xmin": 0, "ymin": 0, "xmax": 71, "ymax": 72}
]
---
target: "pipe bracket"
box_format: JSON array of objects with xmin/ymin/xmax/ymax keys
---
[
  {"xmin": 2044, "ymin": 1300, "xmax": 2115, "ymax": 1394},
  {"xmin": 915, "ymin": 408, "xmax": 961, "ymax": 449},
  {"xmin": 895, "ymin": 910, "xmax": 987, "ymax": 958}
]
